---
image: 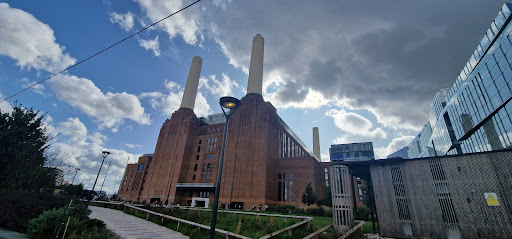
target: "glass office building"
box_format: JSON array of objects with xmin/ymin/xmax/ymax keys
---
[
  {"xmin": 330, "ymin": 142, "xmax": 375, "ymax": 161},
  {"xmin": 390, "ymin": 3, "xmax": 512, "ymax": 158}
]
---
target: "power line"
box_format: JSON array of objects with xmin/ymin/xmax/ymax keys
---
[{"xmin": 1, "ymin": 0, "xmax": 202, "ymax": 103}]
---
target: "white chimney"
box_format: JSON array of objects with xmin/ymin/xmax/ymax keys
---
[
  {"xmin": 247, "ymin": 34, "xmax": 264, "ymax": 95},
  {"xmin": 180, "ymin": 56, "xmax": 203, "ymax": 110},
  {"xmin": 313, "ymin": 127, "xmax": 321, "ymax": 160}
]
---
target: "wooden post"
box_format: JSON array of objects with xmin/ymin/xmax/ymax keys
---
[
  {"xmin": 146, "ymin": 212, "xmax": 149, "ymax": 220},
  {"xmin": 177, "ymin": 221, "xmax": 180, "ymax": 231},
  {"xmin": 161, "ymin": 216, "xmax": 164, "ymax": 225},
  {"xmin": 288, "ymin": 229, "xmax": 292, "ymax": 237}
]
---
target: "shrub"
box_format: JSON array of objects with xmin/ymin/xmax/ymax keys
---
[
  {"xmin": 305, "ymin": 207, "xmax": 326, "ymax": 217},
  {"xmin": 355, "ymin": 206, "xmax": 370, "ymax": 221},
  {"xmin": 0, "ymin": 191, "xmax": 73, "ymax": 232}
]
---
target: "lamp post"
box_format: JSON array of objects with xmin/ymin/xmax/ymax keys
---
[
  {"xmin": 209, "ymin": 96, "xmax": 241, "ymax": 239},
  {"xmin": 100, "ymin": 160, "xmax": 112, "ymax": 192},
  {"xmin": 92, "ymin": 151, "xmax": 110, "ymax": 195},
  {"xmin": 71, "ymin": 168, "xmax": 80, "ymax": 184}
]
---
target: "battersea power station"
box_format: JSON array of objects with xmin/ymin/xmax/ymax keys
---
[{"xmin": 118, "ymin": 34, "xmax": 326, "ymax": 209}]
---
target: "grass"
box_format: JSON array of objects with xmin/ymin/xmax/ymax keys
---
[{"xmin": 362, "ymin": 221, "xmax": 378, "ymax": 233}]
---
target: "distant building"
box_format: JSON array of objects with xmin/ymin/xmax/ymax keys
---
[
  {"xmin": 390, "ymin": 3, "xmax": 512, "ymax": 158},
  {"xmin": 327, "ymin": 142, "xmax": 374, "ymax": 207},
  {"xmin": 387, "ymin": 146, "xmax": 409, "ymax": 159},
  {"xmin": 330, "ymin": 142, "xmax": 374, "ymax": 161}
]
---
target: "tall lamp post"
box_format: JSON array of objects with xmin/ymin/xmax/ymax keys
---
[
  {"xmin": 92, "ymin": 151, "xmax": 110, "ymax": 194},
  {"xmin": 209, "ymin": 96, "xmax": 241, "ymax": 239},
  {"xmin": 100, "ymin": 160, "xmax": 112, "ymax": 192},
  {"xmin": 71, "ymin": 168, "xmax": 80, "ymax": 184}
]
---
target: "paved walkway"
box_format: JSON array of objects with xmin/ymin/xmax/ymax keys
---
[
  {"xmin": 0, "ymin": 229, "xmax": 29, "ymax": 239},
  {"xmin": 89, "ymin": 206, "xmax": 188, "ymax": 239}
]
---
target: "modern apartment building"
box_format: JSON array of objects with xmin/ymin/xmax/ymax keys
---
[{"xmin": 390, "ymin": 3, "xmax": 512, "ymax": 158}]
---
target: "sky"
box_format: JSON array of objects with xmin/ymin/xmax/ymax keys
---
[{"xmin": 0, "ymin": 0, "xmax": 508, "ymax": 194}]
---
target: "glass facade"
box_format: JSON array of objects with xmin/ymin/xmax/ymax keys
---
[
  {"xmin": 330, "ymin": 142, "xmax": 375, "ymax": 161},
  {"xmin": 390, "ymin": 3, "xmax": 512, "ymax": 158}
]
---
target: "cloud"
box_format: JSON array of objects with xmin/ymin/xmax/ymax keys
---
[
  {"xmin": 108, "ymin": 12, "xmax": 134, "ymax": 31},
  {"xmin": 140, "ymin": 80, "xmax": 212, "ymax": 117},
  {"xmin": 126, "ymin": 143, "xmax": 142, "ymax": 149},
  {"xmin": 134, "ymin": 0, "xmax": 202, "ymax": 45},
  {"xmin": 49, "ymin": 74, "xmax": 151, "ymax": 130},
  {"xmin": 189, "ymin": 1, "xmax": 504, "ymax": 130},
  {"xmin": 138, "ymin": 35, "xmax": 161, "ymax": 56},
  {"xmin": 327, "ymin": 109, "xmax": 387, "ymax": 140},
  {"xmin": 199, "ymin": 73, "xmax": 240, "ymax": 97},
  {"xmin": 0, "ymin": 3, "xmax": 76, "ymax": 72},
  {"xmin": 374, "ymin": 135, "xmax": 415, "ymax": 159},
  {"xmin": 21, "ymin": 78, "xmax": 49, "ymax": 96},
  {"xmin": 49, "ymin": 117, "xmax": 140, "ymax": 193},
  {"xmin": 0, "ymin": 93, "xmax": 13, "ymax": 113}
]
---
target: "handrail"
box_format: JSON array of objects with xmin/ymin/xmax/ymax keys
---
[
  {"xmin": 303, "ymin": 224, "xmax": 332, "ymax": 239},
  {"xmin": 339, "ymin": 220, "xmax": 365, "ymax": 239},
  {"xmin": 91, "ymin": 201, "xmax": 250, "ymax": 239}
]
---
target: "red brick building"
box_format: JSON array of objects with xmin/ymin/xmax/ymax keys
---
[{"xmin": 118, "ymin": 35, "xmax": 325, "ymax": 210}]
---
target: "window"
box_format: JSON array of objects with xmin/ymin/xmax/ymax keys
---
[
  {"xmin": 196, "ymin": 155, "xmax": 199, "ymax": 160},
  {"xmin": 193, "ymin": 175, "xmax": 196, "ymax": 180},
  {"xmin": 138, "ymin": 163, "xmax": 145, "ymax": 171},
  {"xmin": 203, "ymin": 164, "xmax": 207, "ymax": 172},
  {"xmin": 199, "ymin": 140, "xmax": 202, "ymax": 144},
  {"xmin": 205, "ymin": 154, "xmax": 215, "ymax": 160},
  {"xmin": 194, "ymin": 164, "xmax": 198, "ymax": 171},
  {"xmin": 197, "ymin": 146, "xmax": 201, "ymax": 152},
  {"xmin": 278, "ymin": 173, "xmax": 282, "ymax": 179}
]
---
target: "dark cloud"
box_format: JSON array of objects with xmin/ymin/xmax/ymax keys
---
[{"xmin": 199, "ymin": 0, "xmax": 506, "ymax": 128}]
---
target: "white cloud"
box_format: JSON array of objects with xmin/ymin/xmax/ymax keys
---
[
  {"xmin": 126, "ymin": 143, "xmax": 142, "ymax": 148},
  {"xmin": 332, "ymin": 135, "xmax": 356, "ymax": 145},
  {"xmin": 21, "ymin": 78, "xmax": 49, "ymax": 96},
  {"xmin": 108, "ymin": 12, "xmax": 134, "ymax": 31},
  {"xmin": 327, "ymin": 109, "xmax": 387, "ymax": 140},
  {"xmin": 0, "ymin": 93, "xmax": 13, "ymax": 113},
  {"xmin": 374, "ymin": 135, "xmax": 415, "ymax": 159},
  {"xmin": 50, "ymin": 117, "xmax": 141, "ymax": 193},
  {"xmin": 138, "ymin": 35, "xmax": 161, "ymax": 56},
  {"xmin": 0, "ymin": 3, "xmax": 76, "ymax": 72},
  {"xmin": 134, "ymin": 0, "xmax": 202, "ymax": 45},
  {"xmin": 267, "ymin": 89, "xmax": 332, "ymax": 110},
  {"xmin": 199, "ymin": 73, "xmax": 240, "ymax": 97},
  {"xmin": 49, "ymin": 74, "xmax": 151, "ymax": 129},
  {"xmin": 140, "ymin": 80, "xmax": 212, "ymax": 117}
]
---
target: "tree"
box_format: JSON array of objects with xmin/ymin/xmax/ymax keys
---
[
  {"xmin": 301, "ymin": 182, "xmax": 317, "ymax": 205},
  {"xmin": 0, "ymin": 104, "xmax": 56, "ymax": 191},
  {"xmin": 318, "ymin": 186, "xmax": 332, "ymax": 207}
]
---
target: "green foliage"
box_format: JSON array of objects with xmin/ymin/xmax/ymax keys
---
[
  {"xmin": 305, "ymin": 207, "xmax": 327, "ymax": 217},
  {"xmin": 355, "ymin": 206, "xmax": 371, "ymax": 221},
  {"xmin": 317, "ymin": 186, "xmax": 332, "ymax": 207},
  {"xmin": 58, "ymin": 184, "xmax": 86, "ymax": 197},
  {"xmin": 362, "ymin": 221, "xmax": 378, "ymax": 233},
  {"xmin": 0, "ymin": 104, "xmax": 56, "ymax": 191},
  {"xmin": 0, "ymin": 191, "xmax": 72, "ymax": 232},
  {"xmin": 27, "ymin": 201, "xmax": 116, "ymax": 239},
  {"xmin": 301, "ymin": 182, "xmax": 317, "ymax": 205}
]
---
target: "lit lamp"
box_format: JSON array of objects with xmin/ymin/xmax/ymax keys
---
[
  {"xmin": 91, "ymin": 151, "xmax": 110, "ymax": 199},
  {"xmin": 209, "ymin": 96, "xmax": 241, "ymax": 239}
]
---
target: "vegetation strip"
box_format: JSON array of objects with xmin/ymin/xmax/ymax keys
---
[
  {"xmin": 303, "ymin": 224, "xmax": 333, "ymax": 239},
  {"xmin": 178, "ymin": 206, "xmax": 314, "ymax": 219},
  {"xmin": 91, "ymin": 201, "xmax": 250, "ymax": 239},
  {"xmin": 258, "ymin": 218, "xmax": 313, "ymax": 239}
]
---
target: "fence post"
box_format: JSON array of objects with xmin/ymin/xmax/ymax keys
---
[
  {"xmin": 177, "ymin": 221, "xmax": 180, "ymax": 231},
  {"xmin": 146, "ymin": 212, "xmax": 149, "ymax": 220}
]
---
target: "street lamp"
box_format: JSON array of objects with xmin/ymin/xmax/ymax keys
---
[
  {"xmin": 100, "ymin": 160, "xmax": 112, "ymax": 192},
  {"xmin": 209, "ymin": 96, "xmax": 241, "ymax": 239},
  {"xmin": 71, "ymin": 168, "xmax": 80, "ymax": 184},
  {"xmin": 92, "ymin": 151, "xmax": 110, "ymax": 196}
]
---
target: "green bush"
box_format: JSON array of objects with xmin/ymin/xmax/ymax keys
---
[
  {"xmin": 0, "ymin": 191, "xmax": 73, "ymax": 232},
  {"xmin": 305, "ymin": 207, "xmax": 326, "ymax": 217},
  {"xmin": 355, "ymin": 206, "xmax": 370, "ymax": 221}
]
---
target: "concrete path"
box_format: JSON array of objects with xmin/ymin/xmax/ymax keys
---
[
  {"xmin": 0, "ymin": 229, "xmax": 29, "ymax": 239},
  {"xmin": 89, "ymin": 206, "xmax": 188, "ymax": 239}
]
